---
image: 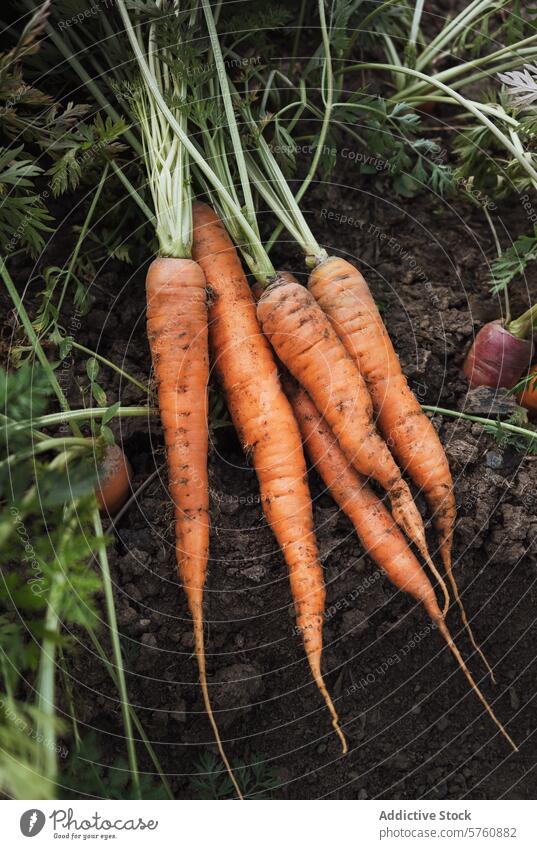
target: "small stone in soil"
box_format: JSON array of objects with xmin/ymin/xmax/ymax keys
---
[{"xmin": 486, "ymin": 450, "xmax": 504, "ymax": 469}]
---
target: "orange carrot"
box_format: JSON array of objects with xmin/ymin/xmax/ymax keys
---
[
  {"xmin": 286, "ymin": 381, "xmax": 516, "ymax": 750},
  {"xmin": 191, "ymin": 203, "xmax": 346, "ymax": 753},
  {"xmin": 308, "ymin": 256, "xmax": 492, "ymax": 679},
  {"xmin": 256, "ymin": 272, "xmax": 450, "ymax": 613},
  {"xmin": 146, "ymin": 256, "xmax": 243, "ymax": 797},
  {"xmin": 95, "ymin": 443, "xmax": 132, "ymax": 515},
  {"xmin": 518, "ymin": 364, "xmax": 537, "ymax": 413}
]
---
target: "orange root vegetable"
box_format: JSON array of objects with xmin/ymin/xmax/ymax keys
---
[
  {"xmin": 192, "ymin": 202, "xmax": 346, "ymax": 753},
  {"xmin": 286, "ymin": 382, "xmax": 516, "ymax": 751},
  {"xmin": 146, "ymin": 256, "xmax": 243, "ymax": 798},
  {"xmin": 308, "ymin": 256, "xmax": 493, "ymax": 680},
  {"xmin": 518, "ymin": 365, "xmax": 537, "ymax": 414},
  {"xmin": 96, "ymin": 443, "xmax": 132, "ymax": 515},
  {"xmin": 256, "ymin": 272, "xmax": 449, "ymax": 614}
]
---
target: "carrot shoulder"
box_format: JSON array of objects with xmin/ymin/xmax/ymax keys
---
[
  {"xmin": 308, "ymin": 256, "xmax": 492, "ymax": 678},
  {"xmin": 256, "ymin": 272, "xmax": 449, "ymax": 610},
  {"xmin": 192, "ymin": 203, "xmax": 346, "ymax": 753}
]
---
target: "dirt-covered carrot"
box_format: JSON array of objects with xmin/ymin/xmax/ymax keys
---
[
  {"xmin": 144, "ymin": 257, "xmax": 242, "ymax": 789},
  {"xmin": 285, "ymin": 381, "xmax": 516, "ymax": 750},
  {"xmin": 95, "ymin": 443, "xmax": 132, "ymax": 515},
  {"xmin": 257, "ymin": 272, "xmax": 450, "ymax": 613},
  {"xmin": 145, "ymin": 259, "xmax": 210, "ymax": 678},
  {"xmin": 308, "ymin": 256, "xmax": 493, "ymax": 679},
  {"xmin": 116, "ymin": 3, "xmax": 243, "ymax": 798},
  {"xmin": 518, "ymin": 364, "xmax": 537, "ymax": 413},
  {"xmin": 192, "ymin": 202, "xmax": 346, "ymax": 753}
]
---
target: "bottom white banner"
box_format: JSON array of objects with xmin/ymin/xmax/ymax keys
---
[{"xmin": 3, "ymin": 800, "xmax": 537, "ymax": 848}]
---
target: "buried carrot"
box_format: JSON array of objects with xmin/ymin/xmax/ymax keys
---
[
  {"xmin": 308, "ymin": 256, "xmax": 493, "ymax": 680},
  {"xmin": 256, "ymin": 272, "xmax": 450, "ymax": 614},
  {"xmin": 518, "ymin": 364, "xmax": 537, "ymax": 414},
  {"xmin": 95, "ymin": 443, "xmax": 133, "ymax": 516},
  {"xmin": 116, "ymin": 5, "xmax": 243, "ymax": 797},
  {"xmin": 285, "ymin": 380, "xmax": 517, "ymax": 751},
  {"xmin": 192, "ymin": 202, "xmax": 346, "ymax": 753}
]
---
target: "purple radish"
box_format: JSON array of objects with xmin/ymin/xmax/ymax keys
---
[{"xmin": 464, "ymin": 305, "xmax": 537, "ymax": 390}]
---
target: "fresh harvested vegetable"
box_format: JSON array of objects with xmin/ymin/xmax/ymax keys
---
[
  {"xmin": 256, "ymin": 272, "xmax": 449, "ymax": 613},
  {"xmin": 285, "ymin": 380, "xmax": 516, "ymax": 751},
  {"xmin": 145, "ymin": 259, "xmax": 220, "ymax": 784},
  {"xmin": 464, "ymin": 316, "xmax": 535, "ymax": 390},
  {"xmin": 145, "ymin": 257, "xmax": 210, "ymax": 643},
  {"xmin": 191, "ymin": 202, "xmax": 346, "ymax": 753},
  {"xmin": 95, "ymin": 443, "xmax": 132, "ymax": 515},
  {"xmin": 235, "ymin": 81, "xmax": 489, "ymax": 675},
  {"xmin": 518, "ymin": 365, "xmax": 537, "ymax": 413},
  {"xmin": 308, "ymin": 256, "xmax": 492, "ymax": 679}
]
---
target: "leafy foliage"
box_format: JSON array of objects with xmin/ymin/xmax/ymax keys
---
[
  {"xmin": 0, "ymin": 145, "xmax": 53, "ymax": 257},
  {"xmin": 489, "ymin": 229, "xmax": 537, "ymax": 294},
  {"xmin": 334, "ymin": 98, "xmax": 454, "ymax": 197},
  {"xmin": 46, "ymin": 114, "xmax": 128, "ymax": 197},
  {"xmin": 482, "ymin": 411, "xmax": 537, "ymax": 455},
  {"xmin": 60, "ymin": 733, "xmax": 167, "ymax": 799},
  {"xmin": 452, "ymin": 109, "xmax": 536, "ymax": 199},
  {"xmin": 500, "ymin": 64, "xmax": 537, "ymax": 108},
  {"xmin": 0, "ymin": 699, "xmax": 62, "ymax": 799},
  {"xmin": 191, "ymin": 751, "xmax": 280, "ymax": 799},
  {"xmin": 0, "ymin": 363, "xmax": 105, "ymax": 799}
]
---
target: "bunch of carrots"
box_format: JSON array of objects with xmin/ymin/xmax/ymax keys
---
[{"xmin": 111, "ymin": 0, "xmax": 518, "ymax": 799}]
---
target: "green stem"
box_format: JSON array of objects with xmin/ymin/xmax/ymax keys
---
[
  {"xmin": 351, "ymin": 0, "xmax": 403, "ymax": 46},
  {"xmin": 422, "ymin": 404, "xmax": 537, "ymax": 445},
  {"xmin": 92, "ymin": 510, "xmax": 140, "ymax": 798},
  {"xmin": 353, "ymin": 63, "xmax": 537, "ymax": 188},
  {"xmin": 381, "ymin": 32, "xmax": 404, "ymax": 89},
  {"xmin": 70, "ymin": 341, "xmax": 148, "ymax": 394},
  {"xmin": 246, "ymin": 135, "xmax": 326, "ymax": 267},
  {"xmin": 110, "ymin": 160, "xmax": 156, "ymax": 227},
  {"xmin": 116, "ymin": 0, "xmax": 260, "ymax": 254},
  {"xmin": 0, "ymin": 260, "xmax": 82, "ymax": 438},
  {"xmin": 36, "ymin": 10, "xmax": 142, "ymax": 156},
  {"xmin": 399, "ymin": 34, "xmax": 537, "ymax": 98},
  {"xmin": 482, "ymin": 206, "xmax": 510, "ymax": 324},
  {"xmin": 448, "ymin": 49, "xmax": 537, "ymax": 91},
  {"xmin": 0, "ymin": 437, "xmax": 90, "ymax": 471},
  {"xmin": 291, "ymin": 0, "xmax": 307, "ymax": 70},
  {"xmin": 6, "ymin": 406, "xmax": 156, "ymax": 435},
  {"xmin": 409, "ymin": 0, "xmax": 425, "ymax": 47},
  {"xmin": 37, "ymin": 573, "xmax": 63, "ymax": 786},
  {"xmin": 56, "ymin": 164, "xmax": 109, "ymax": 316},
  {"xmin": 58, "ymin": 649, "xmax": 81, "ymax": 748},
  {"xmin": 266, "ymin": 0, "xmax": 334, "ymax": 254},
  {"xmin": 396, "ymin": 95, "xmax": 521, "ymax": 127},
  {"xmin": 86, "ymin": 625, "xmax": 174, "ymax": 800},
  {"xmin": 507, "ymin": 302, "xmax": 537, "ymax": 338},
  {"xmin": 201, "ymin": 0, "xmax": 258, "ymax": 235},
  {"xmin": 415, "ymin": 0, "xmax": 499, "ymax": 71}
]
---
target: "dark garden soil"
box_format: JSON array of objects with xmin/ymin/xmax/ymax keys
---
[{"xmin": 14, "ymin": 153, "xmax": 537, "ymax": 799}]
